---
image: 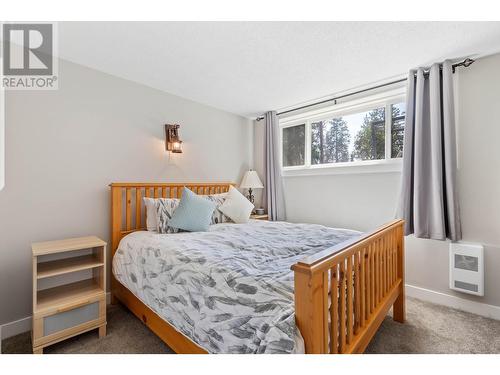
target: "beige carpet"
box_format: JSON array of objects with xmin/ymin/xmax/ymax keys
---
[{"xmin": 3, "ymin": 297, "xmax": 500, "ymax": 354}]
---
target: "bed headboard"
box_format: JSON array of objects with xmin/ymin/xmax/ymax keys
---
[{"xmin": 109, "ymin": 182, "xmax": 234, "ymax": 257}]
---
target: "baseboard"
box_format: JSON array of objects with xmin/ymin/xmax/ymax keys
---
[
  {"xmin": 406, "ymin": 284, "xmax": 500, "ymax": 320},
  {"xmin": 1, "ymin": 292, "xmax": 112, "ymax": 341},
  {"xmin": 0, "ymin": 315, "xmax": 32, "ymax": 340}
]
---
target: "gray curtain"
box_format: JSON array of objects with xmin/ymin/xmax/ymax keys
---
[
  {"xmin": 264, "ymin": 111, "xmax": 286, "ymax": 221},
  {"xmin": 397, "ymin": 61, "xmax": 461, "ymax": 241}
]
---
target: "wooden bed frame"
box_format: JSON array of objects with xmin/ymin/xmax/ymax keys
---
[{"xmin": 110, "ymin": 182, "xmax": 405, "ymax": 354}]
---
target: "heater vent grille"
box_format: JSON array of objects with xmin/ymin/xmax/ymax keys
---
[
  {"xmin": 454, "ymin": 280, "xmax": 479, "ymax": 293},
  {"xmin": 454, "ymin": 254, "xmax": 478, "ymax": 272},
  {"xmin": 449, "ymin": 242, "xmax": 484, "ymax": 296}
]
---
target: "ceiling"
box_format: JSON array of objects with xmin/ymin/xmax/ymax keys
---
[{"xmin": 58, "ymin": 22, "xmax": 500, "ymax": 118}]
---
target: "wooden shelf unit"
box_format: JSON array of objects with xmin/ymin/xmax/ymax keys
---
[{"xmin": 32, "ymin": 236, "xmax": 107, "ymax": 354}]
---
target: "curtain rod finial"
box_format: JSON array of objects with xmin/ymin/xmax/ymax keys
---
[
  {"xmin": 463, "ymin": 58, "xmax": 475, "ymax": 67},
  {"xmin": 452, "ymin": 58, "xmax": 475, "ymax": 73}
]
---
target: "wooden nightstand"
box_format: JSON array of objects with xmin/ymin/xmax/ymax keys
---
[
  {"xmin": 31, "ymin": 236, "xmax": 107, "ymax": 354},
  {"xmin": 250, "ymin": 214, "xmax": 269, "ymax": 221}
]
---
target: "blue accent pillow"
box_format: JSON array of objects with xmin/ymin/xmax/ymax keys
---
[{"xmin": 168, "ymin": 187, "xmax": 216, "ymax": 232}]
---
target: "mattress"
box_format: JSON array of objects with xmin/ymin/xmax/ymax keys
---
[{"xmin": 112, "ymin": 219, "xmax": 360, "ymax": 353}]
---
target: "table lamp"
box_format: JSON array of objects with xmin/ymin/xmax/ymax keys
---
[{"xmin": 240, "ymin": 170, "xmax": 263, "ymax": 206}]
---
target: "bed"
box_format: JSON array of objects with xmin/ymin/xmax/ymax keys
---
[{"xmin": 110, "ymin": 182, "xmax": 405, "ymax": 354}]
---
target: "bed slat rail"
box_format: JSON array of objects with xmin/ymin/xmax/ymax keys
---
[{"xmin": 292, "ymin": 219, "xmax": 405, "ymax": 354}]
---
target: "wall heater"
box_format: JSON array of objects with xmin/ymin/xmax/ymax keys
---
[{"xmin": 449, "ymin": 242, "xmax": 484, "ymax": 296}]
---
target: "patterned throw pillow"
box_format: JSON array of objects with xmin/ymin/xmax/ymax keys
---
[
  {"xmin": 156, "ymin": 198, "xmax": 181, "ymax": 234},
  {"xmin": 204, "ymin": 193, "xmax": 231, "ymax": 224}
]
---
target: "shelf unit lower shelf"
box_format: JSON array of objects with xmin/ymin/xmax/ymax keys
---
[{"xmin": 35, "ymin": 279, "xmax": 105, "ymax": 316}]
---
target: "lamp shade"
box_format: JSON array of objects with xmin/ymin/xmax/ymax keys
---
[{"xmin": 240, "ymin": 170, "xmax": 264, "ymax": 189}]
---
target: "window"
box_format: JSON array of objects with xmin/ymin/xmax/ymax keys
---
[
  {"xmin": 282, "ymin": 124, "xmax": 305, "ymax": 167},
  {"xmin": 280, "ymin": 89, "xmax": 406, "ymax": 174}
]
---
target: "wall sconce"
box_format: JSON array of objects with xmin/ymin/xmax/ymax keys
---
[{"xmin": 165, "ymin": 124, "xmax": 183, "ymax": 153}]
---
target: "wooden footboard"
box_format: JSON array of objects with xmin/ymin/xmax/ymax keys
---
[{"xmin": 292, "ymin": 219, "xmax": 405, "ymax": 353}]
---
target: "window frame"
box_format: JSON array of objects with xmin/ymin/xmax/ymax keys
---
[{"xmin": 279, "ymin": 87, "xmax": 406, "ymax": 176}]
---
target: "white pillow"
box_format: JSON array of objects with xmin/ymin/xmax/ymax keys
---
[
  {"xmin": 143, "ymin": 197, "xmax": 159, "ymax": 231},
  {"xmin": 218, "ymin": 186, "xmax": 254, "ymax": 224}
]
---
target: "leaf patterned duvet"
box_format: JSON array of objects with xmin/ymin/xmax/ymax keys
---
[{"xmin": 112, "ymin": 219, "xmax": 360, "ymax": 353}]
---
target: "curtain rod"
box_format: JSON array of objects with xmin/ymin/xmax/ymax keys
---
[{"xmin": 255, "ymin": 58, "xmax": 474, "ymax": 121}]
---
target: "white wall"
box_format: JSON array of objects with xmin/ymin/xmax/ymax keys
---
[
  {"xmin": 254, "ymin": 52, "xmax": 500, "ymax": 308},
  {"xmin": 0, "ymin": 59, "xmax": 253, "ymax": 326}
]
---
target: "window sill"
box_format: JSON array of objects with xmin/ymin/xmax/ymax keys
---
[{"xmin": 282, "ymin": 159, "xmax": 402, "ymax": 177}]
